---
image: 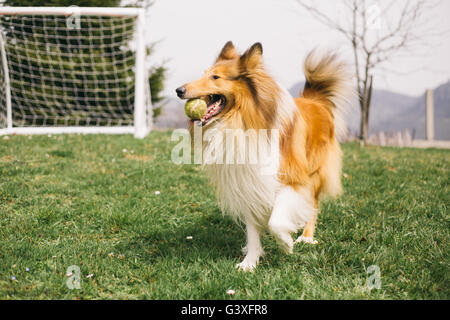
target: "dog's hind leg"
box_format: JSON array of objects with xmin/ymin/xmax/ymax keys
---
[
  {"xmin": 236, "ymin": 219, "xmax": 264, "ymax": 272},
  {"xmin": 297, "ymin": 145, "xmax": 342, "ymax": 245},
  {"xmin": 296, "ymin": 196, "xmax": 319, "ymax": 244},
  {"xmin": 268, "ymin": 185, "xmax": 316, "ymax": 253},
  {"xmin": 296, "ymin": 212, "xmax": 319, "ymax": 244}
]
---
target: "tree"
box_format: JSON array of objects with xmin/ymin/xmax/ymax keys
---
[
  {"xmin": 296, "ymin": 0, "xmax": 439, "ymax": 145},
  {"xmin": 1, "ymin": 0, "xmax": 166, "ymax": 120}
]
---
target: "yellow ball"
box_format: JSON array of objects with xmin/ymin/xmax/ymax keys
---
[{"xmin": 184, "ymin": 99, "xmax": 207, "ymax": 120}]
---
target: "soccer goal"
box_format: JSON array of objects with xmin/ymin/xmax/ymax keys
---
[{"xmin": 0, "ymin": 7, "xmax": 152, "ymax": 138}]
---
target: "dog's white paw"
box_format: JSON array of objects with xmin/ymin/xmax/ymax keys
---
[
  {"xmin": 273, "ymin": 232, "xmax": 294, "ymax": 254},
  {"xmin": 235, "ymin": 259, "xmax": 257, "ymax": 272},
  {"xmin": 295, "ymin": 236, "xmax": 318, "ymax": 245},
  {"xmin": 277, "ymin": 237, "xmax": 294, "ymax": 254}
]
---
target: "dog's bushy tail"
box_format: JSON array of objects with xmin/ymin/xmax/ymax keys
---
[{"xmin": 303, "ymin": 49, "xmax": 356, "ymax": 140}]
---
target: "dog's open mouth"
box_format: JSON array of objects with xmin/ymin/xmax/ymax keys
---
[{"xmin": 199, "ymin": 94, "xmax": 226, "ymax": 125}]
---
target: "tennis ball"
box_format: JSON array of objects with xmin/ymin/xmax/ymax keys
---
[{"xmin": 184, "ymin": 99, "xmax": 207, "ymax": 120}]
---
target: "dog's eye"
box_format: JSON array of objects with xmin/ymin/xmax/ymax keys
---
[{"xmin": 212, "ymin": 75, "xmax": 220, "ymax": 80}]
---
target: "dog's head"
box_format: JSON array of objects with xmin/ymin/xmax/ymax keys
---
[{"xmin": 176, "ymin": 41, "xmax": 276, "ymax": 127}]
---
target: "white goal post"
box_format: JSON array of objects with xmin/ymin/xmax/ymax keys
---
[{"xmin": 0, "ymin": 7, "xmax": 152, "ymax": 138}]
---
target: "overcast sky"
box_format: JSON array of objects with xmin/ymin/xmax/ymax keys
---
[{"xmin": 145, "ymin": 0, "xmax": 450, "ymax": 98}]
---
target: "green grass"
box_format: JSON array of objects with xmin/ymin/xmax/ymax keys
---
[{"xmin": 0, "ymin": 132, "xmax": 448, "ymax": 300}]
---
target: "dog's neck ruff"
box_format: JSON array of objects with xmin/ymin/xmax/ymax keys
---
[{"xmin": 202, "ymin": 120, "xmax": 280, "ymax": 227}]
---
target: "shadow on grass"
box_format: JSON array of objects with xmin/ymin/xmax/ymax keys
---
[
  {"xmin": 118, "ymin": 215, "xmax": 246, "ymax": 265},
  {"xmin": 126, "ymin": 222, "xmax": 303, "ymax": 271}
]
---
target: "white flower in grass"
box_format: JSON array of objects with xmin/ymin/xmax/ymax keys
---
[
  {"xmin": 86, "ymin": 274, "xmax": 94, "ymax": 278},
  {"xmin": 226, "ymin": 289, "xmax": 235, "ymax": 296},
  {"xmin": 186, "ymin": 236, "xmax": 193, "ymax": 240},
  {"xmin": 154, "ymin": 191, "xmax": 160, "ymax": 195},
  {"xmin": 122, "ymin": 148, "xmax": 127, "ymax": 153}
]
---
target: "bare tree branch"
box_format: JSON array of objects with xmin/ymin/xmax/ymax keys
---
[{"xmin": 295, "ymin": 0, "xmax": 444, "ymax": 145}]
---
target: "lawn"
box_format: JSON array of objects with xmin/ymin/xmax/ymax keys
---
[{"xmin": 0, "ymin": 132, "xmax": 448, "ymax": 299}]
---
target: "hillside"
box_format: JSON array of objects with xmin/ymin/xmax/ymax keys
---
[{"xmin": 374, "ymin": 81, "xmax": 450, "ymax": 140}]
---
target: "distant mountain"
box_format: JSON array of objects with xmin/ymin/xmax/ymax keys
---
[
  {"xmin": 289, "ymin": 80, "xmax": 450, "ymax": 140},
  {"xmin": 433, "ymin": 81, "xmax": 450, "ymax": 140},
  {"xmin": 288, "ymin": 81, "xmax": 305, "ymax": 98},
  {"xmin": 376, "ymin": 81, "xmax": 450, "ymax": 140}
]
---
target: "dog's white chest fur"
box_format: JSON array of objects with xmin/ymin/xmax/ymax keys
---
[{"xmin": 202, "ymin": 123, "xmax": 280, "ymax": 226}]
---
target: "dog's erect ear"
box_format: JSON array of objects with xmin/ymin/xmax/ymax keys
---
[
  {"xmin": 216, "ymin": 41, "xmax": 238, "ymax": 62},
  {"xmin": 240, "ymin": 42, "xmax": 263, "ymax": 71}
]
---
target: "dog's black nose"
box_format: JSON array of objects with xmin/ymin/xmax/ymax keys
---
[{"xmin": 176, "ymin": 86, "xmax": 186, "ymax": 98}]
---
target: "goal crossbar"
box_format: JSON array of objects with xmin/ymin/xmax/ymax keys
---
[
  {"xmin": 0, "ymin": 7, "xmax": 144, "ymax": 17},
  {"xmin": 0, "ymin": 7, "xmax": 152, "ymax": 138}
]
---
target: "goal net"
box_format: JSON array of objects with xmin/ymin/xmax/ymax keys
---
[{"xmin": 0, "ymin": 7, "xmax": 152, "ymax": 138}]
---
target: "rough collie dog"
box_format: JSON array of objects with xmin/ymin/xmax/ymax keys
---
[{"xmin": 176, "ymin": 41, "xmax": 354, "ymax": 271}]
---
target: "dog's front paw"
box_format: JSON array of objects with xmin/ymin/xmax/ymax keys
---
[
  {"xmin": 295, "ymin": 236, "xmax": 318, "ymax": 245},
  {"xmin": 278, "ymin": 237, "xmax": 294, "ymax": 254},
  {"xmin": 235, "ymin": 259, "xmax": 257, "ymax": 272}
]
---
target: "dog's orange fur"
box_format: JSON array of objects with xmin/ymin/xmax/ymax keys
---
[{"xmin": 277, "ymin": 91, "xmax": 342, "ymax": 238}]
